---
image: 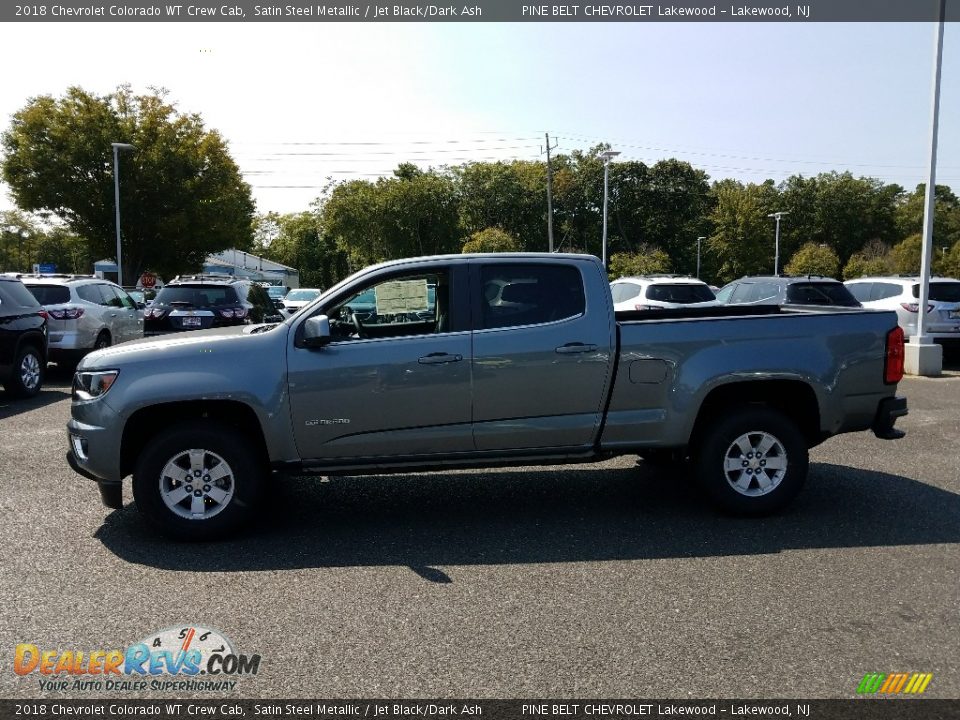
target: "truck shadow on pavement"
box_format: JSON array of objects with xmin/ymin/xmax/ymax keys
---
[{"xmin": 94, "ymin": 461, "xmax": 960, "ymax": 580}]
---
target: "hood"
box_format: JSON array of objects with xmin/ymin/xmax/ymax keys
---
[{"xmin": 77, "ymin": 323, "xmax": 283, "ymax": 371}]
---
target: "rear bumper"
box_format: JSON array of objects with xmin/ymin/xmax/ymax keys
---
[{"xmin": 872, "ymin": 395, "xmax": 908, "ymax": 439}]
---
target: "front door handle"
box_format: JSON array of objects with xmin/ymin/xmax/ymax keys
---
[
  {"xmin": 418, "ymin": 352, "xmax": 464, "ymax": 365},
  {"xmin": 555, "ymin": 342, "xmax": 598, "ymax": 354}
]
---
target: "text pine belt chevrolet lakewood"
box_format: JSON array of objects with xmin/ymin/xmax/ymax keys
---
[{"xmin": 66, "ymin": 254, "xmax": 908, "ymax": 540}]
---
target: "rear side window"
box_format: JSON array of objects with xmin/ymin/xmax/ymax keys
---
[
  {"xmin": 0, "ymin": 280, "xmax": 42, "ymax": 310},
  {"xmin": 480, "ymin": 264, "xmax": 585, "ymax": 330},
  {"xmin": 611, "ymin": 282, "xmax": 642, "ymax": 303},
  {"xmin": 77, "ymin": 284, "xmax": 106, "ymax": 304},
  {"xmin": 157, "ymin": 286, "xmax": 241, "ymax": 306},
  {"xmin": 786, "ymin": 282, "xmax": 860, "ymax": 307},
  {"xmin": 645, "ymin": 283, "xmax": 715, "ymax": 303},
  {"xmin": 845, "ymin": 282, "xmax": 872, "ymax": 302},
  {"xmin": 729, "ymin": 282, "xmax": 780, "ymax": 304},
  {"xmin": 25, "ymin": 284, "xmax": 70, "ymax": 305}
]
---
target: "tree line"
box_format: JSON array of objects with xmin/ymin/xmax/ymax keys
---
[{"xmin": 3, "ymin": 87, "xmax": 960, "ymax": 288}]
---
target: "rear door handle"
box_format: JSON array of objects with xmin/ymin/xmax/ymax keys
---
[
  {"xmin": 555, "ymin": 342, "xmax": 598, "ymax": 354},
  {"xmin": 418, "ymin": 352, "xmax": 463, "ymax": 365}
]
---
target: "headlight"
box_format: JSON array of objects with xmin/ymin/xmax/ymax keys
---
[{"xmin": 73, "ymin": 370, "xmax": 119, "ymax": 401}]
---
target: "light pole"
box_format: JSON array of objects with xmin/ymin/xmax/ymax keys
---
[
  {"xmin": 111, "ymin": 142, "xmax": 136, "ymax": 286},
  {"xmin": 767, "ymin": 211, "xmax": 789, "ymax": 275},
  {"xmin": 599, "ymin": 149, "xmax": 620, "ymax": 270},
  {"xmin": 696, "ymin": 236, "xmax": 706, "ymax": 278}
]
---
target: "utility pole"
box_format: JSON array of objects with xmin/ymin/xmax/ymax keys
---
[{"xmin": 542, "ymin": 133, "xmax": 558, "ymax": 252}]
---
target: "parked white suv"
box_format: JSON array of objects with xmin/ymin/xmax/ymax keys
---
[
  {"xmin": 844, "ymin": 276, "xmax": 960, "ymax": 353},
  {"xmin": 22, "ymin": 275, "xmax": 144, "ymax": 365},
  {"xmin": 610, "ymin": 275, "xmax": 719, "ymax": 311}
]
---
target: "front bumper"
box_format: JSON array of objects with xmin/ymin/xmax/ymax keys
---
[
  {"xmin": 66, "ymin": 449, "xmax": 123, "ymax": 509},
  {"xmin": 872, "ymin": 395, "xmax": 908, "ymax": 440}
]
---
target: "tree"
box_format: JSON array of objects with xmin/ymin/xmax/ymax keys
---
[
  {"xmin": 455, "ymin": 161, "xmax": 547, "ymax": 250},
  {"xmin": 890, "ymin": 234, "xmax": 923, "ymax": 275},
  {"xmin": 1, "ymin": 86, "xmax": 255, "ymax": 281},
  {"xmin": 707, "ymin": 179, "xmax": 780, "ymax": 283},
  {"xmin": 608, "ymin": 246, "xmax": 672, "ymax": 280},
  {"xmin": 462, "ymin": 227, "xmax": 521, "ymax": 254},
  {"xmin": 320, "ymin": 166, "xmax": 460, "ymax": 268},
  {"xmin": 257, "ymin": 211, "xmax": 349, "ymax": 290},
  {"xmin": 842, "ymin": 240, "xmax": 894, "ymax": 279},
  {"xmin": 784, "ymin": 243, "xmax": 841, "ymax": 278},
  {"xmin": 895, "ymin": 184, "xmax": 960, "ymax": 249},
  {"xmin": 777, "ymin": 173, "xmax": 901, "ymax": 266}
]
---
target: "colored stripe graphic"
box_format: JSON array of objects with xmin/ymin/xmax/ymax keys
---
[{"xmin": 858, "ymin": 672, "xmax": 933, "ymax": 694}]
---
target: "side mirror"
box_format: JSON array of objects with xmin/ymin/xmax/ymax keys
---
[{"xmin": 303, "ymin": 315, "xmax": 332, "ymax": 348}]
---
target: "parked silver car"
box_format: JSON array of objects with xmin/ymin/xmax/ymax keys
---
[
  {"xmin": 845, "ymin": 276, "xmax": 960, "ymax": 352},
  {"xmin": 22, "ymin": 275, "xmax": 144, "ymax": 365}
]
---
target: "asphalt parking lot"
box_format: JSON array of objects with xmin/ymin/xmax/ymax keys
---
[{"xmin": 1, "ymin": 363, "xmax": 958, "ymax": 700}]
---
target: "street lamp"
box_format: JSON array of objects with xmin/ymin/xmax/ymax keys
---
[
  {"xmin": 767, "ymin": 211, "xmax": 789, "ymax": 275},
  {"xmin": 599, "ymin": 149, "xmax": 620, "ymax": 270},
  {"xmin": 111, "ymin": 142, "xmax": 136, "ymax": 286},
  {"xmin": 695, "ymin": 236, "xmax": 706, "ymax": 278}
]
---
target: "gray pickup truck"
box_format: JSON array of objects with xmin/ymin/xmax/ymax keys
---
[{"xmin": 66, "ymin": 253, "xmax": 908, "ymax": 539}]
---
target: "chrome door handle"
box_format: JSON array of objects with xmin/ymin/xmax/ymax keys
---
[
  {"xmin": 418, "ymin": 352, "xmax": 463, "ymax": 365},
  {"xmin": 555, "ymin": 343, "xmax": 598, "ymax": 354}
]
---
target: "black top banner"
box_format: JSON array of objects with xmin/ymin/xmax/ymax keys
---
[{"xmin": 2, "ymin": 0, "xmax": 959, "ymax": 23}]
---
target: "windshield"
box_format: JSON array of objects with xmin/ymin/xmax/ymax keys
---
[
  {"xmin": 25, "ymin": 285, "xmax": 71, "ymax": 305},
  {"xmin": 267, "ymin": 287, "xmax": 287, "ymax": 299},
  {"xmin": 155, "ymin": 285, "xmax": 240, "ymax": 307},
  {"xmin": 785, "ymin": 282, "xmax": 860, "ymax": 307},
  {"xmin": 645, "ymin": 283, "xmax": 716, "ymax": 303},
  {"xmin": 285, "ymin": 289, "xmax": 321, "ymax": 302}
]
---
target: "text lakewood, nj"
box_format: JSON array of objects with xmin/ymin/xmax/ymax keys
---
[{"xmin": 522, "ymin": 5, "xmax": 811, "ymax": 17}]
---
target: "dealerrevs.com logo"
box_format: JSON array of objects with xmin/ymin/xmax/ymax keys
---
[
  {"xmin": 14, "ymin": 625, "xmax": 261, "ymax": 693},
  {"xmin": 857, "ymin": 673, "xmax": 933, "ymax": 695}
]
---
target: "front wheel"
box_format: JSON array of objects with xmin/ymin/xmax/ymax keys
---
[
  {"xmin": 694, "ymin": 406, "xmax": 808, "ymax": 515},
  {"xmin": 132, "ymin": 421, "xmax": 264, "ymax": 540}
]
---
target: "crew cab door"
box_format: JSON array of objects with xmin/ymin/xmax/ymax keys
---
[
  {"xmin": 470, "ymin": 259, "xmax": 616, "ymax": 451},
  {"xmin": 287, "ymin": 264, "xmax": 473, "ymax": 461}
]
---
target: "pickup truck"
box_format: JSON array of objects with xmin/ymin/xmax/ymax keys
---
[{"xmin": 66, "ymin": 253, "xmax": 908, "ymax": 540}]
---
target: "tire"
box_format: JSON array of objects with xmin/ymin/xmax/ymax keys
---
[
  {"xmin": 694, "ymin": 406, "xmax": 808, "ymax": 516},
  {"xmin": 4, "ymin": 344, "xmax": 44, "ymax": 398},
  {"xmin": 132, "ymin": 421, "xmax": 265, "ymax": 540}
]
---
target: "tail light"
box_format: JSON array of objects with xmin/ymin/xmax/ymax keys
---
[
  {"xmin": 38, "ymin": 310, "xmax": 48, "ymax": 320},
  {"xmin": 900, "ymin": 303, "xmax": 934, "ymax": 313},
  {"xmin": 884, "ymin": 326, "xmax": 905, "ymax": 384},
  {"xmin": 145, "ymin": 307, "xmax": 165, "ymax": 319},
  {"xmin": 48, "ymin": 307, "xmax": 85, "ymax": 320},
  {"xmin": 219, "ymin": 307, "xmax": 248, "ymax": 319}
]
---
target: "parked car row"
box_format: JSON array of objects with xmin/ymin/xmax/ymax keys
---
[
  {"xmin": 611, "ymin": 272, "xmax": 960, "ymax": 356},
  {"xmin": 1, "ymin": 273, "xmax": 328, "ymax": 400}
]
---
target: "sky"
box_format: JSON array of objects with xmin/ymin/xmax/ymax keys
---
[{"xmin": 0, "ymin": 20, "xmax": 958, "ymax": 216}]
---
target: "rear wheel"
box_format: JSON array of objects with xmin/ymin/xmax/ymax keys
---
[
  {"xmin": 3, "ymin": 344, "xmax": 44, "ymax": 398},
  {"xmin": 694, "ymin": 406, "xmax": 808, "ymax": 515},
  {"xmin": 132, "ymin": 421, "xmax": 264, "ymax": 540}
]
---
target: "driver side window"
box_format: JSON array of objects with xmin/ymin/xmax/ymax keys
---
[{"xmin": 327, "ymin": 271, "xmax": 449, "ymax": 342}]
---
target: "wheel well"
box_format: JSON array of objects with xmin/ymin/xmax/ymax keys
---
[
  {"xmin": 689, "ymin": 380, "xmax": 821, "ymax": 449},
  {"xmin": 120, "ymin": 400, "xmax": 269, "ymax": 478},
  {"xmin": 16, "ymin": 333, "xmax": 47, "ymax": 363}
]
